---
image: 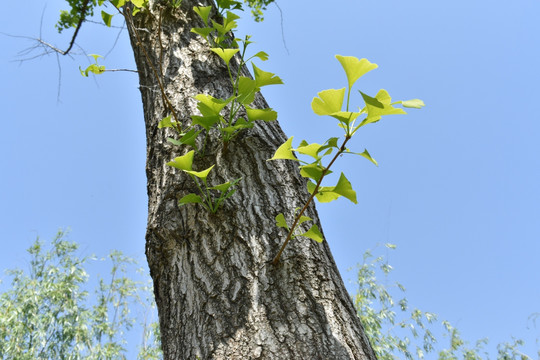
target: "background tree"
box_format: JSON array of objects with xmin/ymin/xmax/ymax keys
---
[{"xmin": 0, "ymin": 230, "xmax": 161, "ymax": 360}]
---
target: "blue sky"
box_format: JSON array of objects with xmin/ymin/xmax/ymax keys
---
[{"xmin": 1, "ymin": 0, "xmax": 539, "ymax": 357}]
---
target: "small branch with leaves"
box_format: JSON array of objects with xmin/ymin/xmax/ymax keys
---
[{"xmin": 269, "ymin": 55, "xmax": 424, "ymax": 264}]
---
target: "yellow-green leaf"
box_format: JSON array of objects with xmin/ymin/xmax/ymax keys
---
[
  {"xmin": 296, "ymin": 143, "xmax": 323, "ymax": 159},
  {"xmin": 311, "ymin": 88, "xmax": 345, "ymax": 116},
  {"xmin": 101, "ymin": 11, "xmax": 113, "ymax": 27},
  {"xmin": 400, "ymin": 99, "xmax": 425, "ymax": 109},
  {"xmin": 269, "ymin": 137, "xmax": 297, "ymax": 161},
  {"xmin": 360, "ymin": 89, "xmax": 407, "ymax": 126},
  {"xmin": 185, "ymin": 165, "xmax": 215, "ymax": 179},
  {"xmin": 302, "ymin": 224, "xmax": 324, "ymax": 243},
  {"xmin": 300, "ymin": 163, "xmax": 325, "ymax": 182},
  {"xmin": 179, "ymin": 193, "xmax": 202, "ymax": 205},
  {"xmin": 335, "ymin": 55, "xmax": 378, "ymax": 89},
  {"xmin": 333, "ymin": 173, "xmax": 357, "ymax": 204},
  {"xmin": 358, "ymin": 149, "xmax": 378, "ymax": 166},
  {"xmin": 158, "ymin": 115, "xmax": 173, "ymax": 129},
  {"xmin": 166, "ymin": 150, "xmax": 194, "ymax": 171},
  {"xmin": 210, "ymin": 48, "xmax": 239, "ymax": 65},
  {"xmin": 252, "ymin": 63, "xmax": 283, "ymax": 87},
  {"xmin": 245, "ymin": 107, "xmax": 277, "ymax": 122},
  {"xmin": 193, "ymin": 6, "xmax": 212, "ymax": 25},
  {"xmin": 275, "ymin": 213, "xmax": 289, "ymax": 229}
]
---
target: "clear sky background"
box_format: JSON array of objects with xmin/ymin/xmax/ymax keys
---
[{"xmin": 1, "ymin": 0, "xmax": 539, "ymax": 357}]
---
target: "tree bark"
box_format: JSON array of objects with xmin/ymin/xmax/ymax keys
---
[{"xmin": 126, "ymin": 1, "xmax": 377, "ymax": 359}]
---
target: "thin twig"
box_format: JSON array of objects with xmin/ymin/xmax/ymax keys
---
[
  {"xmin": 124, "ymin": 6, "xmax": 181, "ymax": 126},
  {"xmin": 274, "ymin": 1, "xmax": 289, "ymax": 55},
  {"xmin": 272, "ymin": 135, "xmax": 352, "ymax": 265}
]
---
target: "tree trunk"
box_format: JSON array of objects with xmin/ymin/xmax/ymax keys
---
[{"xmin": 126, "ymin": 1, "xmax": 377, "ymax": 359}]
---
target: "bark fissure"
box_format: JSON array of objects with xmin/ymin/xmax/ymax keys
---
[{"xmin": 127, "ymin": 1, "xmax": 377, "ymax": 359}]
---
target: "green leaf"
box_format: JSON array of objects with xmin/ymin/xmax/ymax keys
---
[
  {"xmin": 178, "ymin": 193, "xmax": 202, "ymax": 205},
  {"xmin": 185, "ymin": 165, "xmax": 215, "ymax": 179},
  {"xmin": 358, "ymin": 149, "xmax": 378, "ymax": 166},
  {"xmin": 101, "ymin": 11, "xmax": 113, "ymax": 27},
  {"xmin": 295, "ymin": 142, "xmax": 323, "ymax": 159},
  {"xmin": 211, "ymin": 19, "xmax": 237, "ymax": 36},
  {"xmin": 297, "ymin": 215, "xmax": 312, "ymax": 226},
  {"xmin": 194, "ymin": 94, "xmax": 230, "ymax": 116},
  {"xmin": 237, "ymin": 77, "xmax": 257, "ymax": 104},
  {"xmin": 110, "ymin": 0, "xmax": 126, "ymax": 7},
  {"xmin": 253, "ymin": 51, "xmax": 269, "ymax": 61},
  {"xmin": 82, "ymin": 64, "xmax": 105, "ymax": 77},
  {"xmin": 302, "ymin": 224, "xmax": 324, "ymax": 243},
  {"xmin": 166, "ymin": 150, "xmax": 194, "ymax": 171},
  {"xmin": 400, "ymin": 99, "xmax": 425, "ymax": 109},
  {"xmin": 311, "ymin": 88, "xmax": 345, "ymax": 116},
  {"xmin": 360, "ymin": 89, "xmax": 407, "ymax": 126},
  {"xmin": 252, "ymin": 63, "xmax": 283, "ymax": 87},
  {"xmin": 210, "ymin": 48, "xmax": 239, "ymax": 65},
  {"xmin": 225, "ymin": 10, "xmax": 241, "ymax": 22},
  {"xmin": 167, "ymin": 137, "xmax": 183, "ymax": 146},
  {"xmin": 335, "ymin": 55, "xmax": 378, "ymax": 89},
  {"xmin": 269, "ymin": 137, "xmax": 297, "ymax": 161},
  {"xmin": 158, "ymin": 115, "xmax": 173, "ymax": 128},
  {"xmin": 330, "ymin": 111, "xmax": 361, "ymax": 125},
  {"xmin": 307, "ymin": 181, "xmax": 341, "ymax": 203},
  {"xmin": 300, "ymin": 164, "xmax": 325, "ymax": 182},
  {"xmin": 275, "ymin": 213, "xmax": 289, "ymax": 229},
  {"xmin": 89, "ymin": 54, "xmax": 103, "ymax": 62},
  {"xmin": 333, "ymin": 172, "xmax": 357, "ymax": 204},
  {"xmin": 193, "ymin": 6, "xmax": 212, "ymax": 25},
  {"xmin": 131, "ymin": 0, "xmax": 146, "ymax": 8},
  {"xmin": 216, "ymin": 0, "xmax": 243, "ymax": 11},
  {"xmin": 191, "ymin": 27, "xmax": 214, "ymax": 39},
  {"xmin": 210, "ymin": 182, "xmax": 232, "ymax": 192},
  {"xmin": 191, "ymin": 115, "xmax": 221, "ymax": 131},
  {"xmin": 245, "ymin": 106, "xmax": 277, "ymax": 122},
  {"xmin": 178, "ymin": 128, "xmax": 202, "ymax": 149},
  {"xmin": 222, "ymin": 118, "xmax": 253, "ymax": 133}
]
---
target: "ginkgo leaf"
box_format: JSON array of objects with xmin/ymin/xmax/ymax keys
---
[
  {"xmin": 193, "ymin": 6, "xmax": 212, "ymax": 25},
  {"xmin": 185, "ymin": 165, "xmax": 215, "ymax": 180},
  {"xmin": 101, "ymin": 11, "xmax": 113, "ymax": 27},
  {"xmin": 245, "ymin": 107, "xmax": 277, "ymax": 122},
  {"xmin": 210, "ymin": 48, "xmax": 239, "ymax": 65},
  {"xmin": 360, "ymin": 90, "xmax": 407, "ymax": 125},
  {"xmin": 178, "ymin": 193, "xmax": 202, "ymax": 205},
  {"xmin": 302, "ymin": 224, "xmax": 324, "ymax": 243},
  {"xmin": 400, "ymin": 99, "xmax": 425, "ymax": 109},
  {"xmin": 300, "ymin": 163, "xmax": 326, "ymax": 182},
  {"xmin": 295, "ymin": 142, "xmax": 323, "ymax": 159},
  {"xmin": 311, "ymin": 88, "xmax": 345, "ymax": 115},
  {"xmin": 237, "ymin": 77, "xmax": 257, "ymax": 104},
  {"xmin": 253, "ymin": 51, "xmax": 269, "ymax": 61},
  {"xmin": 252, "ymin": 64, "xmax": 283, "ymax": 87},
  {"xmin": 166, "ymin": 150, "xmax": 194, "ymax": 171},
  {"xmin": 194, "ymin": 94, "xmax": 230, "ymax": 116},
  {"xmin": 269, "ymin": 137, "xmax": 298, "ymax": 161},
  {"xmin": 158, "ymin": 116, "xmax": 173, "ymax": 129},
  {"xmin": 358, "ymin": 149, "xmax": 378, "ymax": 166},
  {"xmin": 330, "ymin": 111, "xmax": 361, "ymax": 125},
  {"xmin": 191, "ymin": 27, "xmax": 214, "ymax": 39},
  {"xmin": 275, "ymin": 213, "xmax": 289, "ymax": 229},
  {"xmin": 335, "ymin": 55, "xmax": 378, "ymax": 89},
  {"xmin": 333, "ymin": 173, "xmax": 357, "ymax": 204}
]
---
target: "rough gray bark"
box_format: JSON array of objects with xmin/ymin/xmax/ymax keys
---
[{"xmin": 126, "ymin": 1, "xmax": 377, "ymax": 359}]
